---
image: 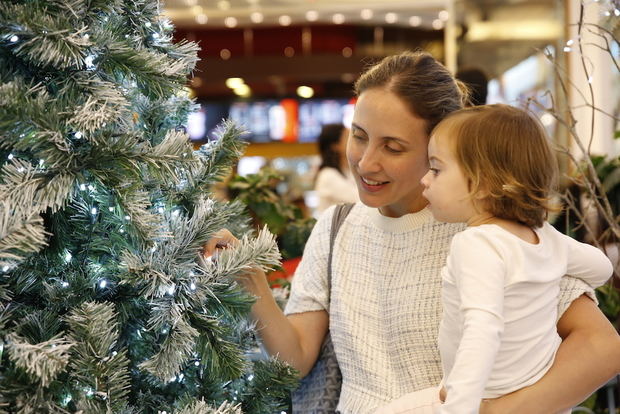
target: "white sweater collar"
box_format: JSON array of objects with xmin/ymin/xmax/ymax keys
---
[{"xmin": 367, "ymin": 205, "xmax": 435, "ymax": 232}]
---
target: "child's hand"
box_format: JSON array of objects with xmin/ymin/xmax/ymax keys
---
[{"xmin": 439, "ymin": 386, "xmax": 447, "ymax": 402}]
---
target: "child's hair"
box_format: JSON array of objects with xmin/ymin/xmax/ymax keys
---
[{"xmin": 433, "ymin": 104, "xmax": 559, "ymax": 228}]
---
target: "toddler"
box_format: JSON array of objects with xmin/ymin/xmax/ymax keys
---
[{"xmin": 419, "ymin": 104, "xmax": 613, "ymax": 413}]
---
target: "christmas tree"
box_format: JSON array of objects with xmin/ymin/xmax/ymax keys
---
[{"xmin": 0, "ymin": 0, "xmax": 298, "ymax": 412}]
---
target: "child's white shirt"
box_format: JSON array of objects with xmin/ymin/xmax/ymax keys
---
[{"xmin": 438, "ymin": 222, "xmax": 612, "ymax": 414}]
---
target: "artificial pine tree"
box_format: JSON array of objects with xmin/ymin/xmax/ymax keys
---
[{"xmin": 0, "ymin": 1, "xmax": 298, "ymax": 413}]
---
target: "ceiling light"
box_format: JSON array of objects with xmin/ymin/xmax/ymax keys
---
[
  {"xmin": 361, "ymin": 9, "xmax": 373, "ymax": 20},
  {"xmin": 234, "ymin": 84, "xmax": 251, "ymax": 97},
  {"xmin": 284, "ymin": 46, "xmax": 295, "ymax": 57},
  {"xmin": 218, "ymin": 0, "xmax": 231, "ymax": 10},
  {"xmin": 191, "ymin": 5, "xmax": 203, "ymax": 14},
  {"xmin": 306, "ymin": 10, "xmax": 319, "ymax": 21},
  {"xmin": 226, "ymin": 78, "xmax": 245, "ymax": 89},
  {"xmin": 332, "ymin": 13, "xmax": 345, "ymax": 24},
  {"xmin": 438, "ymin": 10, "xmax": 449, "ymax": 21},
  {"xmin": 279, "ymin": 15, "xmax": 292, "ymax": 26},
  {"xmin": 224, "ymin": 16, "xmax": 238, "ymax": 28},
  {"xmin": 184, "ymin": 0, "xmax": 197, "ymax": 5},
  {"xmin": 250, "ymin": 12, "xmax": 263, "ymax": 23},
  {"xmin": 409, "ymin": 16, "xmax": 421, "ymax": 26},
  {"xmin": 297, "ymin": 86, "xmax": 314, "ymax": 99},
  {"xmin": 385, "ymin": 13, "xmax": 397, "ymax": 24},
  {"xmin": 432, "ymin": 19, "xmax": 444, "ymax": 30},
  {"xmin": 220, "ymin": 49, "xmax": 231, "ymax": 59},
  {"xmin": 195, "ymin": 14, "xmax": 208, "ymax": 24},
  {"xmin": 342, "ymin": 47, "xmax": 353, "ymax": 58}
]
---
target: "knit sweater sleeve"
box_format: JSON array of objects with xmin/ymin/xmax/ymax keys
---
[{"xmin": 284, "ymin": 204, "xmax": 335, "ymax": 315}]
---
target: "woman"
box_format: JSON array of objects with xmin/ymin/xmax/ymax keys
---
[
  {"xmin": 314, "ymin": 123, "xmax": 359, "ymax": 215},
  {"xmin": 204, "ymin": 51, "xmax": 620, "ymax": 413}
]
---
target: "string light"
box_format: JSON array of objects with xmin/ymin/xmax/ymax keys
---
[
  {"xmin": 84, "ymin": 54, "xmax": 96, "ymax": 70},
  {"xmin": 7, "ymin": 153, "xmax": 13, "ymax": 160},
  {"xmin": 74, "ymin": 131, "xmax": 83, "ymax": 139},
  {"xmin": 194, "ymin": 360, "xmax": 200, "ymax": 366},
  {"xmin": 91, "ymin": 207, "xmax": 98, "ymax": 215},
  {"xmin": 99, "ymin": 279, "xmax": 108, "ymax": 288},
  {"xmin": 88, "ymin": 184, "xmax": 95, "ymax": 191},
  {"xmin": 79, "ymin": 184, "xmax": 87, "ymax": 191},
  {"xmin": 124, "ymin": 215, "xmax": 130, "ymax": 221},
  {"xmin": 9, "ymin": 35, "xmax": 18, "ymax": 43},
  {"xmin": 108, "ymin": 207, "xmax": 114, "ymax": 212},
  {"xmin": 61, "ymin": 281, "xmax": 69, "ymax": 287},
  {"xmin": 2, "ymin": 265, "xmax": 9, "ymax": 272},
  {"xmin": 190, "ymin": 282, "xmax": 197, "ymax": 291},
  {"xmin": 64, "ymin": 252, "xmax": 73, "ymax": 262}
]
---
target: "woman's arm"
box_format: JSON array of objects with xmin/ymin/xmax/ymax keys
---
[
  {"xmin": 480, "ymin": 294, "xmax": 620, "ymax": 414},
  {"xmin": 243, "ymin": 264, "xmax": 329, "ymax": 376},
  {"xmin": 203, "ymin": 229, "xmax": 329, "ymax": 376}
]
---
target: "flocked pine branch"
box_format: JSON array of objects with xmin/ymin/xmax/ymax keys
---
[
  {"xmin": 5, "ymin": 333, "xmax": 73, "ymax": 387},
  {"xmin": 200, "ymin": 226, "xmax": 282, "ymax": 279},
  {"xmin": 178, "ymin": 400, "xmax": 242, "ymax": 414},
  {"xmin": 65, "ymin": 302, "xmax": 131, "ymax": 413}
]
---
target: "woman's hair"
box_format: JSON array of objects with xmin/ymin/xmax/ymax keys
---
[
  {"xmin": 434, "ymin": 104, "xmax": 559, "ymax": 228},
  {"xmin": 354, "ymin": 50, "xmax": 469, "ymax": 134},
  {"xmin": 317, "ymin": 123, "xmax": 346, "ymax": 174}
]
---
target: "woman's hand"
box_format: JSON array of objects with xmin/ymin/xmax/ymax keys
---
[
  {"xmin": 201, "ymin": 229, "xmax": 270, "ymax": 297},
  {"xmin": 202, "ymin": 229, "xmax": 239, "ymax": 259}
]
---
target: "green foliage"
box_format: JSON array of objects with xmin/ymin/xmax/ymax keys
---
[
  {"xmin": 228, "ymin": 168, "xmax": 316, "ymax": 259},
  {"xmin": 0, "ymin": 0, "xmax": 298, "ymax": 412}
]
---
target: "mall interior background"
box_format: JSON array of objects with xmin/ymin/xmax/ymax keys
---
[{"xmin": 162, "ymin": 0, "xmax": 617, "ymax": 218}]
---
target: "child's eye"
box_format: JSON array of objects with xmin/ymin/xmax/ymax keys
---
[{"xmin": 429, "ymin": 167, "xmax": 440, "ymax": 175}]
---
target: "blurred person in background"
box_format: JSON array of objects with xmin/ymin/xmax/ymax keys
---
[
  {"xmin": 456, "ymin": 67, "xmax": 488, "ymax": 106},
  {"xmin": 314, "ymin": 123, "xmax": 359, "ymax": 215}
]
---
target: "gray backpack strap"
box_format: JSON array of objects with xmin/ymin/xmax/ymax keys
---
[{"xmin": 327, "ymin": 203, "xmax": 354, "ymax": 301}]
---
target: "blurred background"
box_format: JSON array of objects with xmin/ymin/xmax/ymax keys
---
[{"xmin": 162, "ymin": 0, "xmax": 618, "ymax": 219}]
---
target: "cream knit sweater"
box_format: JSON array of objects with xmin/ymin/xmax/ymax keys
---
[{"xmin": 284, "ymin": 203, "xmax": 593, "ymax": 413}]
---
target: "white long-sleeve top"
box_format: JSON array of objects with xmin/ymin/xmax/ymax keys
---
[
  {"xmin": 285, "ymin": 204, "xmax": 598, "ymax": 413},
  {"xmin": 314, "ymin": 167, "xmax": 359, "ymax": 215},
  {"xmin": 439, "ymin": 223, "xmax": 613, "ymax": 414}
]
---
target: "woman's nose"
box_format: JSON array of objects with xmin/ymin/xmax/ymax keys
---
[{"xmin": 358, "ymin": 147, "xmax": 380, "ymax": 173}]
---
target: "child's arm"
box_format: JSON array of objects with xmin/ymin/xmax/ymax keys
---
[
  {"xmin": 564, "ymin": 234, "xmax": 613, "ymax": 288},
  {"xmin": 440, "ymin": 231, "xmax": 506, "ymax": 414},
  {"xmin": 479, "ymin": 292, "xmax": 620, "ymax": 414}
]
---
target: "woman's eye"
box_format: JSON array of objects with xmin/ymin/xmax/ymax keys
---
[
  {"xmin": 430, "ymin": 167, "xmax": 440, "ymax": 175},
  {"xmin": 386, "ymin": 145, "xmax": 402, "ymax": 153}
]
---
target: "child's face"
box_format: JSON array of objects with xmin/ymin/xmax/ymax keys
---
[{"xmin": 420, "ymin": 132, "xmax": 480, "ymax": 224}]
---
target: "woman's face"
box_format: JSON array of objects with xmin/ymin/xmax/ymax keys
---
[{"xmin": 347, "ymin": 87, "xmax": 431, "ymax": 217}]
